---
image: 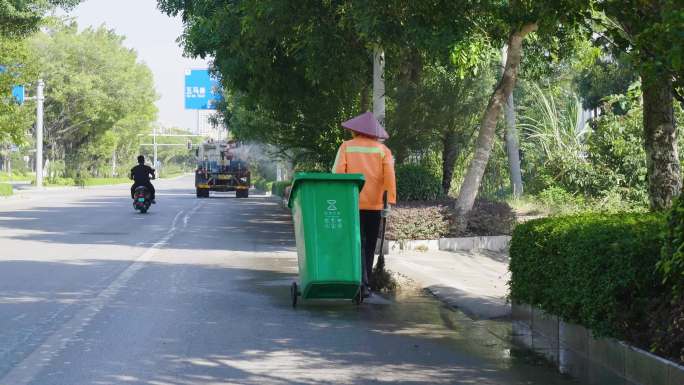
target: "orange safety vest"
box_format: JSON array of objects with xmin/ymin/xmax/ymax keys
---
[{"xmin": 333, "ymin": 136, "xmax": 397, "ymax": 210}]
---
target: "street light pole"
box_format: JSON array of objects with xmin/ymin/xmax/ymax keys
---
[
  {"xmin": 36, "ymin": 79, "xmax": 44, "ymax": 188},
  {"xmin": 153, "ymin": 125, "xmax": 158, "ymax": 169}
]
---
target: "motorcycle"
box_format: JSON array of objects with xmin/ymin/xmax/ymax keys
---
[{"xmin": 132, "ymin": 185, "xmax": 153, "ymax": 214}]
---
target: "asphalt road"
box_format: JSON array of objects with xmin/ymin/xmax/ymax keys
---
[{"xmin": 0, "ymin": 176, "xmax": 582, "ymax": 385}]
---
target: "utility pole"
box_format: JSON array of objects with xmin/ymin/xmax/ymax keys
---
[
  {"xmin": 7, "ymin": 147, "xmax": 11, "ymax": 182},
  {"xmin": 36, "ymin": 79, "xmax": 44, "ymax": 188},
  {"xmin": 372, "ymin": 48, "xmax": 386, "ymax": 126},
  {"xmin": 153, "ymin": 124, "xmax": 158, "ymax": 169},
  {"xmin": 111, "ymin": 151, "xmax": 116, "ymax": 177}
]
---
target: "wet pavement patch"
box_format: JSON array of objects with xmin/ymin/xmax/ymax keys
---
[{"xmin": 77, "ymin": 232, "xmax": 129, "ymax": 236}]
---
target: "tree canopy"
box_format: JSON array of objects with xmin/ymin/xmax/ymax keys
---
[
  {"xmin": 592, "ymin": 0, "xmax": 684, "ymax": 209},
  {"xmin": 0, "ymin": 35, "xmax": 35, "ymax": 144},
  {"xmin": 594, "ymin": 0, "xmax": 684, "ymax": 104},
  {"xmin": 29, "ymin": 20, "xmax": 158, "ymax": 178},
  {"xmin": 0, "ymin": 0, "xmax": 80, "ymax": 36},
  {"xmin": 160, "ymin": 0, "xmax": 683, "ymax": 211},
  {"xmin": 159, "ymin": 0, "xmax": 373, "ymax": 167}
]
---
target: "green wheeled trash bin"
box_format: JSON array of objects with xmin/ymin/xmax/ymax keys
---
[{"xmin": 288, "ymin": 172, "xmax": 365, "ymax": 307}]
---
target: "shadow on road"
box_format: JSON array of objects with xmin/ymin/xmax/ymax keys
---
[
  {"xmin": 0, "ymin": 184, "xmax": 582, "ymax": 384},
  {"xmin": 0, "ymin": 188, "xmax": 295, "ymax": 252},
  {"xmin": 0, "ymin": 258, "xmax": 578, "ymax": 385}
]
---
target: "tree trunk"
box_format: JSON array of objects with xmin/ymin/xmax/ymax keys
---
[
  {"xmin": 642, "ymin": 69, "xmax": 682, "ymax": 210},
  {"xmin": 501, "ymin": 44, "xmax": 523, "ymax": 198},
  {"xmin": 454, "ymin": 23, "xmax": 537, "ymax": 220},
  {"xmin": 504, "ymin": 92, "xmax": 523, "ymax": 198},
  {"xmin": 441, "ymin": 130, "xmax": 459, "ymax": 195}
]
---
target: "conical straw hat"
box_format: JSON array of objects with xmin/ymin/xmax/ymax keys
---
[{"xmin": 341, "ymin": 112, "xmax": 389, "ymax": 139}]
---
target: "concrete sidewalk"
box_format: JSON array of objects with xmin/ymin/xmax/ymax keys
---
[{"xmin": 386, "ymin": 249, "xmax": 511, "ymax": 320}]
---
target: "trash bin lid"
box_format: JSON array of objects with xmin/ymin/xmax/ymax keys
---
[{"xmin": 288, "ymin": 172, "xmax": 365, "ymax": 208}]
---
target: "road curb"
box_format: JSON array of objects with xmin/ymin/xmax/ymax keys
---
[
  {"xmin": 386, "ymin": 236, "xmax": 511, "ymax": 254},
  {"xmin": 513, "ymin": 303, "xmax": 684, "ymax": 385}
]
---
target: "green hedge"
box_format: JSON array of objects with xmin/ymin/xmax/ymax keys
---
[
  {"xmin": 252, "ymin": 175, "xmax": 274, "ymax": 193},
  {"xmin": 510, "ymin": 212, "xmax": 665, "ymax": 338},
  {"xmin": 396, "ymin": 164, "xmax": 442, "ymax": 201},
  {"xmin": 271, "ymin": 180, "xmax": 291, "ymax": 197},
  {"xmin": 660, "ymin": 194, "xmax": 684, "ymax": 296},
  {"xmin": 658, "ymin": 193, "xmax": 684, "ymax": 362},
  {"xmin": 254, "ymin": 179, "xmax": 273, "ymax": 193},
  {"xmin": 0, "ymin": 183, "xmax": 12, "ymax": 196}
]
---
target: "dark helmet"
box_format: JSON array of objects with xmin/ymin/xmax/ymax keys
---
[{"xmin": 137, "ymin": 155, "xmax": 145, "ymax": 164}]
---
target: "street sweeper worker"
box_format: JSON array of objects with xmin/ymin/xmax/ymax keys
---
[{"xmin": 333, "ymin": 111, "xmax": 396, "ymax": 298}]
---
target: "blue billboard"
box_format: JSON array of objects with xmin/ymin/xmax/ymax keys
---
[
  {"xmin": 11, "ymin": 85, "xmax": 24, "ymax": 105},
  {"xmin": 184, "ymin": 69, "xmax": 221, "ymax": 110},
  {"xmin": 0, "ymin": 65, "xmax": 25, "ymax": 105}
]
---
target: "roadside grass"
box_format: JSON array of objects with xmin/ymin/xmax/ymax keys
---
[
  {"xmin": 83, "ymin": 177, "xmax": 131, "ymax": 186},
  {"xmin": 507, "ymin": 194, "xmax": 591, "ymax": 218},
  {"xmin": 507, "ymin": 193, "xmax": 647, "ymax": 221},
  {"xmin": 507, "ymin": 196, "xmax": 552, "ymax": 219},
  {"xmin": 40, "ymin": 173, "xmax": 190, "ymax": 187},
  {"xmin": 158, "ymin": 171, "xmax": 189, "ymax": 179},
  {"xmin": 42, "ymin": 177, "xmax": 77, "ymax": 187},
  {"xmin": 0, "ymin": 172, "xmax": 32, "ymax": 183},
  {"xmin": 40, "ymin": 177, "xmax": 129, "ymax": 187},
  {"xmin": 0, "ymin": 183, "xmax": 13, "ymax": 196}
]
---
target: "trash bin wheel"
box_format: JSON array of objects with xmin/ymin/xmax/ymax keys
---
[
  {"xmin": 291, "ymin": 282, "xmax": 298, "ymax": 308},
  {"xmin": 353, "ymin": 290, "xmax": 362, "ymax": 305}
]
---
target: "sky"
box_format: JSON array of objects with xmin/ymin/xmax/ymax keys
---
[{"xmin": 61, "ymin": 0, "xmax": 210, "ymax": 130}]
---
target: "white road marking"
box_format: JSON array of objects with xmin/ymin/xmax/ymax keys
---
[
  {"xmin": 10, "ymin": 314, "xmax": 27, "ymax": 322},
  {"xmin": 183, "ymin": 202, "xmax": 203, "ymax": 230},
  {"xmin": 0, "ymin": 203, "xmax": 202, "ymax": 385}
]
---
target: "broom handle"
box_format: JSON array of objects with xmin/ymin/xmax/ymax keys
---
[{"xmin": 377, "ymin": 191, "xmax": 388, "ymax": 267}]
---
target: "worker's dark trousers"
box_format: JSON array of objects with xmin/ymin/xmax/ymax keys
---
[
  {"xmin": 131, "ymin": 182, "xmax": 155, "ymax": 200},
  {"xmin": 359, "ymin": 210, "xmax": 382, "ymax": 289}
]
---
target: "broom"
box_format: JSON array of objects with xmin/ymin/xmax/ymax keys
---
[{"xmin": 371, "ymin": 191, "xmax": 388, "ymax": 288}]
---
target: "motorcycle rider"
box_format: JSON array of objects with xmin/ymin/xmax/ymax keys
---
[{"xmin": 130, "ymin": 155, "xmax": 156, "ymax": 203}]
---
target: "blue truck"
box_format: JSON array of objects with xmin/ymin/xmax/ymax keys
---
[{"xmin": 195, "ymin": 140, "xmax": 251, "ymax": 198}]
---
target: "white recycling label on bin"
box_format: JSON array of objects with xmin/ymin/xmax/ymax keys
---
[{"xmin": 324, "ymin": 200, "xmax": 343, "ymax": 230}]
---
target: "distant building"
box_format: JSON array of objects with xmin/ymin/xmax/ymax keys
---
[{"xmin": 194, "ymin": 110, "xmax": 225, "ymax": 141}]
